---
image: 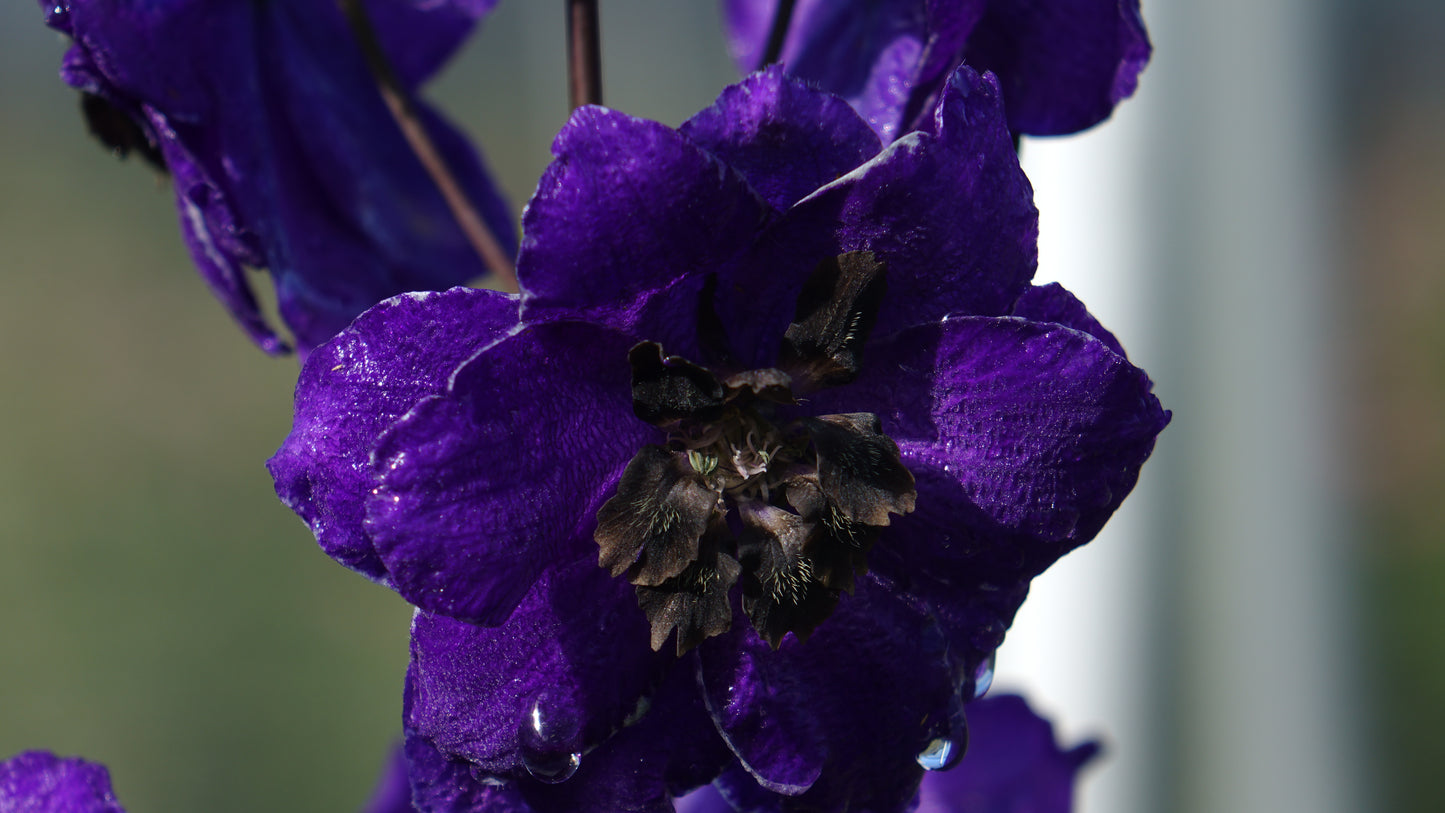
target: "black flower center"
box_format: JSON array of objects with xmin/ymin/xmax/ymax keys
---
[{"xmin": 595, "ymin": 252, "xmax": 917, "ymax": 653}]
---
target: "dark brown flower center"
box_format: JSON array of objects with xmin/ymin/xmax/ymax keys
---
[{"xmin": 594, "ymin": 252, "xmax": 917, "ymax": 653}]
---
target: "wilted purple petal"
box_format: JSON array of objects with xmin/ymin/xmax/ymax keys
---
[
  {"xmin": 43, "ymin": 0, "xmax": 515, "ymax": 355},
  {"xmin": 0, "ymin": 752, "xmax": 125, "ymax": 813},
  {"xmin": 269, "ymin": 287, "xmax": 518, "ymax": 582}
]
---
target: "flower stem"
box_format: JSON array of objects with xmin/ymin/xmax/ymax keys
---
[
  {"xmin": 760, "ymin": 0, "xmax": 798, "ymax": 69},
  {"xmin": 567, "ymin": 0, "xmax": 603, "ymax": 109},
  {"xmin": 338, "ymin": 0, "xmax": 519, "ymax": 292}
]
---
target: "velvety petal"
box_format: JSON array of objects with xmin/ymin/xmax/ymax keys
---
[
  {"xmin": 718, "ymin": 67, "xmax": 1036, "ymax": 367},
  {"xmin": 0, "ymin": 752, "xmax": 125, "ymax": 813},
  {"xmin": 46, "ymin": 0, "xmax": 516, "ymax": 355},
  {"xmin": 963, "ymin": 0, "xmax": 1151, "ymax": 136},
  {"xmin": 1011, "ymin": 282, "xmax": 1125, "ymax": 358},
  {"xmin": 369, "ymin": 0, "xmax": 502, "ymax": 86},
  {"xmin": 823, "ymin": 314, "xmax": 1167, "ymax": 547},
  {"xmin": 405, "ymin": 560, "xmax": 669, "ymax": 778},
  {"xmin": 814, "ymin": 315, "xmax": 1167, "ymax": 674},
  {"xmin": 513, "ymin": 655, "xmax": 733, "ymax": 813},
  {"xmin": 269, "ymin": 288, "xmax": 518, "ymax": 582},
  {"xmin": 404, "ymin": 737, "xmax": 535, "ymax": 813},
  {"xmin": 679, "ymin": 67, "xmax": 882, "ymax": 211},
  {"xmin": 916, "ymin": 695, "xmax": 1100, "ymax": 813},
  {"xmin": 706, "ymin": 577, "xmax": 959, "ymax": 812},
  {"xmin": 367, "ymin": 321, "xmax": 653, "ymax": 623},
  {"xmin": 518, "ymin": 105, "xmax": 769, "ymax": 356}
]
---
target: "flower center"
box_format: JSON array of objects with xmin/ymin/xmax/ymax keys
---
[{"xmin": 593, "ymin": 251, "xmax": 917, "ymax": 653}]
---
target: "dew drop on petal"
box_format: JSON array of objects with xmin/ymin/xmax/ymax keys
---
[
  {"xmin": 916, "ymin": 736, "xmax": 962, "ymax": 771},
  {"xmin": 970, "ymin": 652, "xmax": 996, "ymax": 700},
  {"xmin": 917, "ymin": 694, "xmax": 969, "ymax": 771},
  {"xmin": 518, "ymin": 694, "xmax": 582, "ymax": 784}
]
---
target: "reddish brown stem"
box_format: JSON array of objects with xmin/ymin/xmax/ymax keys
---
[{"xmin": 567, "ymin": 0, "xmax": 603, "ymax": 109}]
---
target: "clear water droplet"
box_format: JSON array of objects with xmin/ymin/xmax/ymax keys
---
[
  {"xmin": 916, "ymin": 736, "xmax": 963, "ymax": 771},
  {"xmin": 971, "ymin": 652, "xmax": 996, "ymax": 700},
  {"xmin": 518, "ymin": 695, "xmax": 582, "ymax": 784}
]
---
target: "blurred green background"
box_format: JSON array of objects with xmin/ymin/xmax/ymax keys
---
[{"xmin": 4, "ymin": 2, "xmax": 1445, "ymax": 812}]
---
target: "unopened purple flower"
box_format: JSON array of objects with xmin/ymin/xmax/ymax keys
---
[
  {"xmin": 0, "ymin": 751, "xmax": 126, "ymax": 813},
  {"xmin": 272, "ymin": 65, "xmax": 1167, "ymax": 812},
  {"xmin": 39, "ymin": 0, "xmax": 516, "ymax": 355},
  {"xmin": 722, "ymin": 0, "xmax": 1151, "ymax": 140}
]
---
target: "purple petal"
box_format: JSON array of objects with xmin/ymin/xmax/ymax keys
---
[
  {"xmin": 705, "ymin": 577, "xmax": 960, "ymax": 812},
  {"xmin": 718, "ymin": 67, "xmax": 1035, "ymax": 367},
  {"xmin": 0, "ymin": 752, "xmax": 125, "ymax": 813},
  {"xmin": 1010, "ymin": 282, "xmax": 1126, "ymax": 358},
  {"xmin": 404, "ymin": 562, "xmax": 668, "ymax": 779},
  {"xmin": 513, "ymin": 656, "xmax": 733, "ymax": 813},
  {"xmin": 916, "ymin": 695, "xmax": 1100, "ymax": 813},
  {"xmin": 674, "ymin": 784, "xmax": 733, "ymax": 813},
  {"xmin": 679, "ymin": 67, "xmax": 881, "ymax": 211},
  {"xmin": 366, "ymin": 321, "xmax": 653, "ymax": 623},
  {"xmin": 963, "ymin": 0, "xmax": 1151, "ymax": 135},
  {"xmin": 404, "ymin": 737, "xmax": 535, "ymax": 813},
  {"xmin": 518, "ymin": 105, "xmax": 769, "ymax": 355},
  {"xmin": 46, "ymin": 0, "xmax": 516, "ymax": 355},
  {"xmin": 360, "ymin": 745, "xmax": 416, "ymax": 813},
  {"xmin": 815, "ymin": 314, "xmax": 1167, "ymax": 672},
  {"xmin": 368, "ymin": 0, "xmax": 503, "ymax": 86},
  {"xmin": 269, "ymin": 288, "xmax": 518, "ymax": 582}
]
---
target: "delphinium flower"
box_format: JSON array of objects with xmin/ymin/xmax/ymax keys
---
[
  {"xmin": 38, "ymin": 0, "xmax": 516, "ymax": 355},
  {"xmin": 721, "ymin": 0, "xmax": 1151, "ymax": 140},
  {"xmin": 0, "ymin": 751, "xmax": 126, "ymax": 813},
  {"xmin": 270, "ymin": 63, "xmax": 1168, "ymax": 812}
]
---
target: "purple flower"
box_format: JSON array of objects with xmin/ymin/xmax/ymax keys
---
[
  {"xmin": 39, "ymin": 0, "xmax": 517, "ymax": 356},
  {"xmin": 271, "ymin": 65, "xmax": 1167, "ymax": 812},
  {"xmin": 365, "ymin": 694, "xmax": 1098, "ymax": 812},
  {"xmin": 722, "ymin": 0, "xmax": 1151, "ymax": 140},
  {"xmin": 0, "ymin": 751, "xmax": 126, "ymax": 813}
]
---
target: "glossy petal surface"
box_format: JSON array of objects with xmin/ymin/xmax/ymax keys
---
[{"xmin": 268, "ymin": 288, "xmax": 518, "ymax": 581}]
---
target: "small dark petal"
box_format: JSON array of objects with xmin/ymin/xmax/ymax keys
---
[
  {"xmin": 80, "ymin": 93, "xmax": 165, "ymax": 171},
  {"xmin": 780, "ymin": 251, "xmax": 888, "ymax": 390},
  {"xmin": 636, "ymin": 521, "xmax": 741, "ymax": 654},
  {"xmin": 629, "ymin": 342, "xmax": 727, "ymax": 426},
  {"xmin": 723, "ymin": 368, "xmax": 796, "ymax": 405},
  {"xmin": 802, "ymin": 413, "xmax": 917, "ymax": 526},
  {"xmin": 596, "ymin": 445, "xmax": 720, "ymax": 585},
  {"xmin": 781, "ymin": 474, "xmax": 871, "ymax": 593},
  {"xmin": 738, "ymin": 503, "xmax": 839, "ymax": 647}
]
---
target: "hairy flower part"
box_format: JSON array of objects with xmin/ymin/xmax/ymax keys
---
[
  {"xmin": 272, "ymin": 65, "xmax": 1168, "ymax": 812},
  {"xmin": 598, "ymin": 252, "xmax": 916, "ymax": 651},
  {"xmin": 722, "ymin": 0, "xmax": 1151, "ymax": 140},
  {"xmin": 39, "ymin": 0, "xmax": 516, "ymax": 356},
  {"xmin": 0, "ymin": 751, "xmax": 126, "ymax": 813}
]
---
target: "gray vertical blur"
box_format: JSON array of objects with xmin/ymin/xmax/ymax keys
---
[{"xmin": 1147, "ymin": 0, "xmax": 1367, "ymax": 811}]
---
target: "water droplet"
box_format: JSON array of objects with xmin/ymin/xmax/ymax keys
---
[
  {"xmin": 970, "ymin": 652, "xmax": 996, "ymax": 700},
  {"xmin": 917, "ymin": 693, "xmax": 969, "ymax": 771},
  {"xmin": 518, "ymin": 695, "xmax": 582, "ymax": 784},
  {"xmin": 916, "ymin": 736, "xmax": 963, "ymax": 771}
]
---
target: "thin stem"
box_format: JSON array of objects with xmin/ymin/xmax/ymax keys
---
[
  {"xmin": 566, "ymin": 0, "xmax": 603, "ymax": 109},
  {"xmin": 338, "ymin": 0, "xmax": 518, "ymax": 292},
  {"xmin": 759, "ymin": 0, "xmax": 798, "ymax": 69}
]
